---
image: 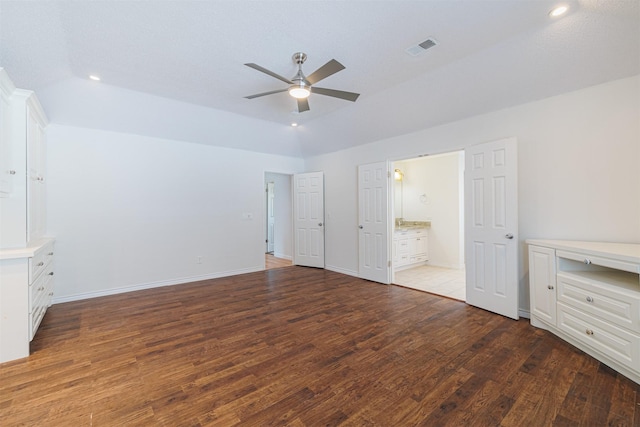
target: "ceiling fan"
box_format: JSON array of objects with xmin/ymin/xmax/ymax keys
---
[{"xmin": 244, "ymin": 52, "xmax": 360, "ymax": 113}]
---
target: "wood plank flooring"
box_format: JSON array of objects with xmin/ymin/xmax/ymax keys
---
[
  {"xmin": 1, "ymin": 267, "xmax": 639, "ymax": 426},
  {"xmin": 265, "ymin": 254, "xmax": 293, "ymax": 270}
]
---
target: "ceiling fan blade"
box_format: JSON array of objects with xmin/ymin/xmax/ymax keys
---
[
  {"xmin": 244, "ymin": 63, "xmax": 293, "ymax": 84},
  {"xmin": 311, "ymin": 87, "xmax": 360, "ymax": 102},
  {"xmin": 306, "ymin": 59, "xmax": 345, "ymax": 85},
  {"xmin": 244, "ymin": 88, "xmax": 288, "ymax": 99},
  {"xmin": 297, "ymin": 98, "xmax": 310, "ymax": 113}
]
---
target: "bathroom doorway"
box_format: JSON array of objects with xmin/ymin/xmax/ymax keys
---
[{"xmin": 391, "ymin": 151, "xmax": 465, "ymax": 300}]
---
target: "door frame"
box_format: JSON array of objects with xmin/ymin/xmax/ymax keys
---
[
  {"xmin": 385, "ymin": 139, "xmax": 518, "ymax": 319},
  {"xmin": 262, "ymin": 172, "xmax": 294, "ymax": 269},
  {"xmin": 388, "ymin": 150, "xmax": 466, "ymax": 286}
]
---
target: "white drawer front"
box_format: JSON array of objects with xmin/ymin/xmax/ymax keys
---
[
  {"xmin": 557, "ymin": 273, "xmax": 640, "ymax": 332},
  {"xmin": 557, "ymin": 250, "xmax": 640, "ymax": 274},
  {"xmin": 29, "ymin": 270, "xmax": 51, "ymax": 313},
  {"xmin": 558, "ymin": 302, "xmax": 639, "ymax": 372},
  {"xmin": 28, "ymin": 240, "xmax": 55, "ymax": 283},
  {"xmin": 30, "ymin": 303, "xmax": 47, "ymax": 341},
  {"xmin": 397, "ymin": 239, "xmax": 409, "ymax": 254},
  {"xmin": 28, "ymin": 251, "xmax": 46, "ymax": 283}
]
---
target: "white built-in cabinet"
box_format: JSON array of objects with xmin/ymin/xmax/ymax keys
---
[
  {"xmin": 393, "ymin": 228, "xmax": 429, "ymax": 269},
  {"xmin": 0, "ymin": 68, "xmax": 54, "ymax": 363},
  {"xmin": 528, "ymin": 240, "xmax": 640, "ymax": 384}
]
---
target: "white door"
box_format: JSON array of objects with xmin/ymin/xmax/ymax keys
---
[
  {"xmin": 266, "ymin": 182, "xmax": 275, "ymax": 253},
  {"xmin": 358, "ymin": 162, "xmax": 391, "ymax": 284},
  {"xmin": 465, "ymin": 137, "xmax": 519, "ymax": 319},
  {"xmin": 293, "ymin": 172, "xmax": 325, "ymax": 268}
]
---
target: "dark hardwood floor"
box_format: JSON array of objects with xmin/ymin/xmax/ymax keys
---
[{"xmin": 1, "ymin": 267, "xmax": 638, "ymax": 426}]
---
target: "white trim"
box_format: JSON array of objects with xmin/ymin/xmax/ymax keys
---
[
  {"xmin": 51, "ymin": 266, "xmax": 263, "ymax": 304},
  {"xmin": 326, "ymin": 264, "xmax": 358, "ymax": 277},
  {"xmin": 273, "ymin": 252, "xmax": 292, "ymax": 261},
  {"xmin": 518, "ymin": 309, "xmax": 530, "ymax": 319}
]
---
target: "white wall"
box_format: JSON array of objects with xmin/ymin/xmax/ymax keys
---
[
  {"xmin": 265, "ymin": 172, "xmax": 293, "ymax": 260},
  {"xmin": 394, "ymin": 152, "xmax": 464, "ymax": 269},
  {"xmin": 47, "ymin": 124, "xmax": 303, "ymax": 301},
  {"xmin": 306, "ymin": 75, "xmax": 640, "ymax": 313}
]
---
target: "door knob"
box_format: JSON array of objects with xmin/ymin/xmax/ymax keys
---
[
  {"xmin": 318, "ymin": 222, "xmax": 323, "ymax": 227},
  {"xmin": 505, "ymin": 233, "xmax": 514, "ymax": 239},
  {"xmin": 359, "ymin": 225, "xmax": 363, "ymax": 229}
]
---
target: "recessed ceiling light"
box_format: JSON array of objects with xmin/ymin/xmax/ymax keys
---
[
  {"xmin": 549, "ymin": 5, "xmax": 568, "ymax": 17},
  {"xmin": 89, "ymin": 75, "xmax": 101, "ymax": 81},
  {"xmin": 291, "ymin": 123, "xmax": 298, "ymax": 127}
]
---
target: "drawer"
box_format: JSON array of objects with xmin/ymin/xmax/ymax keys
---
[
  {"xmin": 557, "ymin": 273, "xmax": 640, "ymax": 332},
  {"xmin": 30, "ymin": 302, "xmax": 47, "ymax": 341},
  {"xmin": 28, "ymin": 250, "xmax": 47, "ymax": 283},
  {"xmin": 397, "ymin": 239, "xmax": 409, "ymax": 254},
  {"xmin": 410, "ymin": 255, "xmax": 428, "ymax": 263},
  {"xmin": 557, "ymin": 250, "xmax": 640, "ymax": 274},
  {"xmin": 557, "ymin": 302, "xmax": 639, "ymax": 372},
  {"xmin": 29, "ymin": 269, "xmax": 52, "ymax": 313},
  {"xmin": 28, "ymin": 241, "xmax": 55, "ymax": 283}
]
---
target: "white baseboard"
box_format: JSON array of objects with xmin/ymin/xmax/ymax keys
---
[
  {"xmin": 325, "ymin": 264, "xmax": 358, "ymax": 277},
  {"xmin": 273, "ymin": 253, "xmax": 292, "ymax": 261},
  {"xmin": 51, "ymin": 266, "xmax": 264, "ymax": 304},
  {"xmin": 518, "ymin": 309, "xmax": 531, "ymax": 319}
]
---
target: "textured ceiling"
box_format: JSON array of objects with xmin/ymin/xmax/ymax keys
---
[{"xmin": 1, "ymin": 0, "xmax": 639, "ymax": 158}]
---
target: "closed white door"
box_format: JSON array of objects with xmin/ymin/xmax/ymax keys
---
[
  {"xmin": 266, "ymin": 182, "xmax": 275, "ymax": 253},
  {"xmin": 465, "ymin": 137, "xmax": 519, "ymax": 319},
  {"xmin": 358, "ymin": 161, "xmax": 391, "ymax": 284},
  {"xmin": 293, "ymin": 172, "xmax": 325, "ymax": 268}
]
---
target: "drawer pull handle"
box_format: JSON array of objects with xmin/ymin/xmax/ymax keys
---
[
  {"xmin": 38, "ymin": 286, "xmax": 44, "ymax": 291},
  {"xmin": 48, "ymin": 252, "xmax": 54, "ymax": 256},
  {"xmin": 49, "ymin": 292, "xmax": 54, "ymax": 296},
  {"xmin": 547, "ymin": 285, "xmax": 554, "ymax": 290},
  {"xmin": 37, "ymin": 262, "xmax": 44, "ymax": 267},
  {"xmin": 9, "ymin": 170, "xmax": 16, "ymax": 175},
  {"xmin": 48, "ymin": 272, "xmax": 54, "ymax": 276},
  {"xmin": 585, "ymin": 329, "xmax": 594, "ymax": 336},
  {"xmin": 583, "ymin": 258, "xmax": 592, "ymax": 265},
  {"xmin": 586, "ymin": 296, "xmax": 593, "ymax": 303}
]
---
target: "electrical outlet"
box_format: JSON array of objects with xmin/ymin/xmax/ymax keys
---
[{"xmin": 196, "ymin": 256, "xmax": 202, "ymax": 264}]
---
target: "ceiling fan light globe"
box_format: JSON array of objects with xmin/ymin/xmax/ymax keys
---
[{"xmin": 289, "ymin": 84, "xmax": 311, "ymax": 99}]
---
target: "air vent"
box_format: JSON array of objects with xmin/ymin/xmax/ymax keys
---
[{"xmin": 405, "ymin": 38, "xmax": 438, "ymax": 57}]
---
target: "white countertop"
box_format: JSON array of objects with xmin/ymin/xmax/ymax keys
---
[
  {"xmin": 526, "ymin": 239, "xmax": 640, "ymax": 264},
  {"xmin": 0, "ymin": 237, "xmax": 55, "ymax": 260}
]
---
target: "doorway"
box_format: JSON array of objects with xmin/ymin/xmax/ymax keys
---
[
  {"xmin": 264, "ymin": 172, "xmax": 294, "ymax": 270},
  {"xmin": 391, "ymin": 151, "xmax": 465, "ymax": 300}
]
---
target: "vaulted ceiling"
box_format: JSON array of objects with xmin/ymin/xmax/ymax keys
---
[{"xmin": 1, "ymin": 1, "xmax": 638, "ymax": 158}]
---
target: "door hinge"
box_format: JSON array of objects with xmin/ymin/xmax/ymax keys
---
[
  {"xmin": 388, "ymin": 260, "xmax": 391, "ymax": 267},
  {"xmin": 387, "ymin": 171, "xmax": 391, "ymax": 178}
]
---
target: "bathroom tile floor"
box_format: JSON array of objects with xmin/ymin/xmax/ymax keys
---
[{"xmin": 393, "ymin": 265, "xmax": 466, "ymax": 301}]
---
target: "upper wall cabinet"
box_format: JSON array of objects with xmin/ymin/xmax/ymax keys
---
[
  {"xmin": 0, "ymin": 69, "xmax": 16, "ymax": 197},
  {"xmin": 0, "ymin": 68, "xmax": 49, "ymax": 249}
]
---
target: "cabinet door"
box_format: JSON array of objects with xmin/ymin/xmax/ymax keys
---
[
  {"xmin": 0, "ymin": 82, "xmax": 12, "ymax": 197},
  {"xmin": 26, "ymin": 105, "xmax": 45, "ymax": 242},
  {"xmin": 415, "ymin": 233, "xmax": 428, "ymax": 256},
  {"xmin": 529, "ymin": 245, "xmax": 557, "ymax": 326}
]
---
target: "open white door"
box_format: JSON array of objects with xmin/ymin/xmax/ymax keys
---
[
  {"xmin": 465, "ymin": 138, "xmax": 519, "ymax": 319},
  {"xmin": 293, "ymin": 172, "xmax": 325, "ymax": 268},
  {"xmin": 358, "ymin": 162, "xmax": 391, "ymax": 284}
]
